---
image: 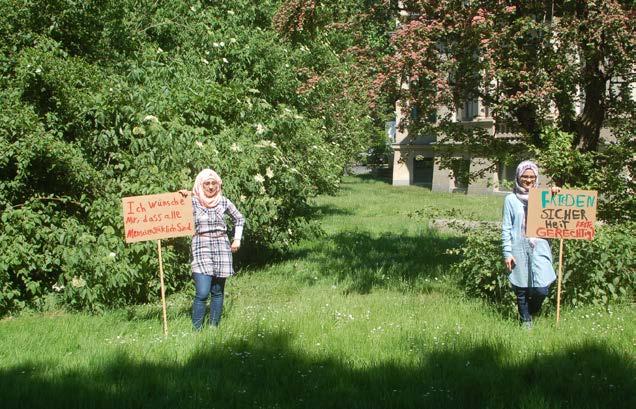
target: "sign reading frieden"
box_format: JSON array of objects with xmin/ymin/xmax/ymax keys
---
[
  {"xmin": 526, "ymin": 188, "xmax": 597, "ymax": 240},
  {"xmin": 122, "ymin": 192, "xmax": 194, "ymax": 243}
]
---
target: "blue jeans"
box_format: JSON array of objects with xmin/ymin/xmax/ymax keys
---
[
  {"xmin": 192, "ymin": 274, "xmax": 226, "ymax": 330},
  {"xmin": 512, "ymin": 285, "xmax": 549, "ymax": 323}
]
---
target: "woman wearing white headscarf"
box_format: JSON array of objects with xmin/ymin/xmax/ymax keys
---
[
  {"xmin": 501, "ymin": 160, "xmax": 558, "ymax": 328},
  {"xmin": 182, "ymin": 169, "xmax": 245, "ymax": 329}
]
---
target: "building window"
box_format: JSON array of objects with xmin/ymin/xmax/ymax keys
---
[
  {"xmin": 497, "ymin": 161, "xmax": 516, "ymax": 191},
  {"xmin": 458, "ymin": 99, "xmax": 478, "ymax": 121},
  {"xmin": 413, "ymin": 156, "xmax": 434, "ymax": 189},
  {"xmin": 451, "ymin": 159, "xmax": 471, "ymax": 192},
  {"xmin": 386, "ymin": 120, "xmax": 396, "ymax": 143}
]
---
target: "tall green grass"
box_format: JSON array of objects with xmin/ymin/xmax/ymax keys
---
[{"xmin": 1, "ymin": 176, "xmax": 634, "ymax": 409}]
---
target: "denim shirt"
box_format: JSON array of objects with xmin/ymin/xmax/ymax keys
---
[{"xmin": 501, "ymin": 194, "xmax": 556, "ymax": 288}]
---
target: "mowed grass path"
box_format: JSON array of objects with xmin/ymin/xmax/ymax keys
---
[{"xmin": 1, "ymin": 176, "xmax": 634, "ymax": 409}]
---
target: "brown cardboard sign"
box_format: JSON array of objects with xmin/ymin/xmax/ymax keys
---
[
  {"xmin": 122, "ymin": 192, "xmax": 194, "ymax": 243},
  {"xmin": 526, "ymin": 188, "xmax": 597, "ymax": 240}
]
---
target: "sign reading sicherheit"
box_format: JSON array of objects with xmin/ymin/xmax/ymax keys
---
[
  {"xmin": 122, "ymin": 192, "xmax": 194, "ymax": 243},
  {"xmin": 526, "ymin": 188, "xmax": 598, "ymax": 240}
]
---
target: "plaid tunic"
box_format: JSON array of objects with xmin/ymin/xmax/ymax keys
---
[{"xmin": 191, "ymin": 196, "xmax": 245, "ymax": 277}]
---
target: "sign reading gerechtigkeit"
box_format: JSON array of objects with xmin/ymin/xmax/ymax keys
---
[
  {"xmin": 526, "ymin": 188, "xmax": 598, "ymax": 240},
  {"xmin": 122, "ymin": 192, "xmax": 194, "ymax": 243}
]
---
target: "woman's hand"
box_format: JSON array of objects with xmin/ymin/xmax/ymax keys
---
[
  {"xmin": 178, "ymin": 189, "xmax": 191, "ymax": 197},
  {"xmin": 550, "ymin": 186, "xmax": 561, "ymax": 195},
  {"xmin": 231, "ymin": 240, "xmax": 241, "ymax": 253},
  {"xmin": 505, "ymin": 256, "xmax": 516, "ymax": 272}
]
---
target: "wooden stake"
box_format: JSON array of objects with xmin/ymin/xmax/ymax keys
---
[
  {"xmin": 157, "ymin": 239, "xmax": 168, "ymax": 336},
  {"xmin": 556, "ymin": 238, "xmax": 564, "ymax": 325}
]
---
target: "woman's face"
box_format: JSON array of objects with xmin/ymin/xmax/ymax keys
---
[
  {"xmin": 519, "ymin": 169, "xmax": 537, "ymax": 189},
  {"xmin": 202, "ymin": 180, "xmax": 219, "ymax": 197}
]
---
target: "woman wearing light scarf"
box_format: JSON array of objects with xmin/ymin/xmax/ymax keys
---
[
  {"xmin": 181, "ymin": 169, "xmax": 245, "ymax": 330},
  {"xmin": 502, "ymin": 161, "xmax": 558, "ymax": 328}
]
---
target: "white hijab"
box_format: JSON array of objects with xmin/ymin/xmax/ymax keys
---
[
  {"xmin": 513, "ymin": 160, "xmax": 539, "ymax": 206},
  {"xmin": 192, "ymin": 169, "xmax": 223, "ymax": 208}
]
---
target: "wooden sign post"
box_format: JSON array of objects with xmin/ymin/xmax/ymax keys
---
[
  {"xmin": 122, "ymin": 192, "xmax": 194, "ymax": 335},
  {"xmin": 526, "ymin": 188, "xmax": 597, "ymax": 324}
]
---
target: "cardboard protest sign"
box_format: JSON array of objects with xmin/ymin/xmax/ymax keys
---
[
  {"xmin": 526, "ymin": 188, "xmax": 597, "ymax": 240},
  {"xmin": 122, "ymin": 192, "xmax": 194, "ymax": 243}
]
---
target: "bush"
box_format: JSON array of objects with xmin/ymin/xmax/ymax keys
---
[
  {"xmin": 454, "ymin": 223, "xmax": 635, "ymax": 312},
  {"xmin": 561, "ymin": 222, "xmax": 636, "ymax": 307},
  {"xmin": 0, "ymin": 0, "xmax": 376, "ymax": 315}
]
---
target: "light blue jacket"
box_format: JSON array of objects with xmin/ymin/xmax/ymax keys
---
[{"xmin": 501, "ymin": 193, "xmax": 556, "ymax": 288}]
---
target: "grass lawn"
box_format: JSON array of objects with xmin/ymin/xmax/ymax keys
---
[{"xmin": 1, "ymin": 176, "xmax": 634, "ymax": 409}]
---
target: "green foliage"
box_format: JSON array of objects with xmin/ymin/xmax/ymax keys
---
[
  {"xmin": 562, "ymin": 222, "xmax": 636, "ymax": 307},
  {"xmin": 454, "ymin": 224, "xmax": 635, "ymax": 311},
  {"xmin": 377, "ymin": 0, "xmax": 635, "ymax": 218},
  {"xmin": 534, "ymin": 126, "xmax": 636, "ymax": 222},
  {"xmin": 0, "ymin": 0, "xmax": 376, "ymax": 315},
  {"xmin": 453, "ymin": 229, "xmax": 516, "ymax": 313}
]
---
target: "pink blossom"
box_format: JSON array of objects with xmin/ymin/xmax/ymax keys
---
[{"xmin": 471, "ymin": 15, "xmax": 486, "ymax": 25}]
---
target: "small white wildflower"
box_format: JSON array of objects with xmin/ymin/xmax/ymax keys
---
[
  {"xmin": 222, "ymin": 58, "xmax": 229, "ymax": 64},
  {"xmin": 227, "ymin": 10, "xmax": 235, "ymax": 15},
  {"xmin": 230, "ymin": 143, "xmax": 242, "ymax": 152},
  {"xmin": 52, "ymin": 283, "xmax": 65, "ymax": 292},
  {"xmin": 35, "ymin": 68, "xmax": 42, "ymax": 74},
  {"xmin": 71, "ymin": 276, "xmax": 86, "ymax": 288},
  {"xmin": 109, "ymin": 252, "xmax": 116, "ymax": 258},
  {"xmin": 157, "ymin": 47, "xmax": 163, "ymax": 53},
  {"xmin": 254, "ymin": 173, "xmax": 265, "ymax": 183},
  {"xmin": 255, "ymin": 123, "xmax": 266, "ymax": 135},
  {"xmin": 132, "ymin": 126, "xmax": 145, "ymax": 136},
  {"xmin": 195, "ymin": 141, "xmax": 204, "ymax": 148},
  {"xmin": 213, "ymin": 42, "xmax": 220, "ymax": 47},
  {"xmin": 201, "ymin": 58, "xmax": 209, "ymax": 65},
  {"xmin": 219, "ymin": 41, "xmax": 225, "ymax": 47},
  {"xmin": 143, "ymin": 115, "xmax": 159, "ymax": 123},
  {"xmin": 240, "ymin": 195, "xmax": 247, "ymax": 202},
  {"xmin": 230, "ymin": 38, "xmax": 237, "ymax": 43},
  {"xmin": 265, "ymin": 167, "xmax": 274, "ymax": 179}
]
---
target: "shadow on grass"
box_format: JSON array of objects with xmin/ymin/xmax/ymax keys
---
[
  {"xmin": 293, "ymin": 230, "xmax": 464, "ymax": 293},
  {"xmin": 1, "ymin": 331, "xmax": 632, "ymax": 409},
  {"xmin": 311, "ymin": 203, "xmax": 355, "ymax": 217},
  {"xmin": 348, "ymin": 172, "xmax": 392, "ymax": 185}
]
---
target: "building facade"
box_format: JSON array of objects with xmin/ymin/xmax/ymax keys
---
[{"xmin": 390, "ymin": 97, "xmax": 519, "ymax": 194}]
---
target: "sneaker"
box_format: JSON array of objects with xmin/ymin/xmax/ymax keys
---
[{"xmin": 522, "ymin": 321, "xmax": 533, "ymax": 330}]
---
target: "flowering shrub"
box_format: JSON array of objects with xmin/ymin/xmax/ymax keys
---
[{"xmin": 0, "ymin": 0, "xmax": 373, "ymax": 314}]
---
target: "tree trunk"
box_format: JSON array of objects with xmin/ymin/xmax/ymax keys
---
[{"xmin": 575, "ymin": 57, "xmax": 606, "ymax": 152}]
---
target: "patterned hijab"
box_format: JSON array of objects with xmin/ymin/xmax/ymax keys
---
[
  {"xmin": 193, "ymin": 169, "xmax": 223, "ymax": 208},
  {"xmin": 514, "ymin": 160, "xmax": 539, "ymax": 205}
]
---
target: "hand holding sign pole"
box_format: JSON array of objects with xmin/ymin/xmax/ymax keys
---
[
  {"xmin": 526, "ymin": 188, "xmax": 597, "ymax": 325},
  {"xmin": 122, "ymin": 192, "xmax": 194, "ymax": 335}
]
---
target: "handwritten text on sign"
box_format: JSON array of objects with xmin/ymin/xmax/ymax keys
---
[
  {"xmin": 526, "ymin": 189, "xmax": 597, "ymax": 240},
  {"xmin": 122, "ymin": 192, "xmax": 194, "ymax": 243}
]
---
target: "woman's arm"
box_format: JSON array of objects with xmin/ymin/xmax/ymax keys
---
[
  {"xmin": 225, "ymin": 198, "xmax": 245, "ymax": 253},
  {"xmin": 501, "ymin": 196, "xmax": 515, "ymax": 271}
]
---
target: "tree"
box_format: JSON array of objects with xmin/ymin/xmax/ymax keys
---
[{"xmin": 375, "ymin": 0, "xmax": 635, "ymax": 219}]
